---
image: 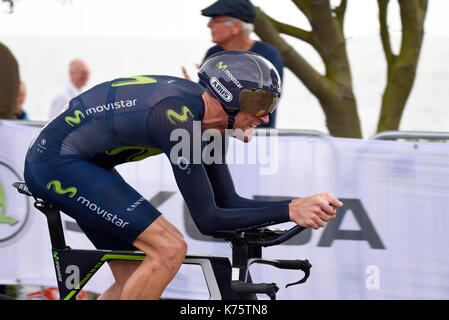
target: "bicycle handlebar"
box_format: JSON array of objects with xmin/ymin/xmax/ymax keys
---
[
  {"xmin": 248, "ymin": 225, "xmax": 305, "ymax": 247},
  {"xmin": 213, "ymin": 224, "xmax": 306, "ymax": 247}
]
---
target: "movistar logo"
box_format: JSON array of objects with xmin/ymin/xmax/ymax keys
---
[
  {"xmin": 210, "ymin": 77, "xmax": 232, "ymax": 102},
  {"xmin": 0, "ymin": 181, "xmax": 17, "ymax": 226},
  {"xmin": 111, "ymin": 75, "xmax": 157, "ymax": 87},
  {"xmin": 106, "ymin": 146, "xmax": 163, "ymax": 162},
  {"xmin": 216, "ymin": 62, "xmax": 243, "ymax": 89},
  {"xmin": 65, "ymin": 110, "xmax": 85, "ymax": 127},
  {"xmin": 216, "ymin": 61, "xmax": 227, "ymax": 71},
  {"xmin": 46, "ymin": 180, "xmax": 77, "ymax": 198},
  {"xmin": 166, "ymin": 106, "xmax": 194, "ymax": 124}
]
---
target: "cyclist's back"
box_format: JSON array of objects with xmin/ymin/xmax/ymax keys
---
[{"xmin": 27, "ymin": 75, "xmax": 204, "ymax": 165}]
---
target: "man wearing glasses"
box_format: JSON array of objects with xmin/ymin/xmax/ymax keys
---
[{"xmin": 182, "ymin": 0, "xmax": 284, "ymax": 128}]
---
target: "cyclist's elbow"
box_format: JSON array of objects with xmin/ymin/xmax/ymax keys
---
[
  {"xmin": 195, "ymin": 222, "xmax": 214, "ymax": 236},
  {"xmin": 192, "ymin": 218, "xmax": 217, "ymax": 236}
]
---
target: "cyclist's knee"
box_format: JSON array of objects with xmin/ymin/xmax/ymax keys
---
[
  {"xmin": 133, "ymin": 218, "xmax": 187, "ymax": 271},
  {"xmin": 151, "ymin": 237, "xmax": 187, "ymax": 273},
  {"xmin": 161, "ymin": 237, "xmax": 187, "ymax": 265}
]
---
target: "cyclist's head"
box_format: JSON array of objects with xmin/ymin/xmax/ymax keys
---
[{"xmin": 198, "ymin": 50, "xmax": 281, "ymax": 128}]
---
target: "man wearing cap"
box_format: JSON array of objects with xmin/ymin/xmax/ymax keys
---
[{"xmin": 182, "ymin": 0, "xmax": 284, "ymax": 128}]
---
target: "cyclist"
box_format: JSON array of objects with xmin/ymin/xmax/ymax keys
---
[{"xmin": 24, "ymin": 50, "xmax": 343, "ymax": 300}]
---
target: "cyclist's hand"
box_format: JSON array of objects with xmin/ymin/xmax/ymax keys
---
[{"xmin": 289, "ymin": 193, "xmax": 343, "ymax": 230}]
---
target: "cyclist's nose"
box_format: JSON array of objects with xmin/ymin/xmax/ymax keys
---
[{"xmin": 260, "ymin": 115, "xmax": 269, "ymax": 124}]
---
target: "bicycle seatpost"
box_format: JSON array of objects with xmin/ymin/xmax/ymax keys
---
[{"xmin": 34, "ymin": 201, "xmax": 67, "ymax": 249}]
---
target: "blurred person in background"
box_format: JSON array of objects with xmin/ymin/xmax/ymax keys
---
[
  {"xmin": 182, "ymin": 0, "xmax": 284, "ymax": 128},
  {"xmin": 49, "ymin": 59, "xmax": 90, "ymax": 119},
  {"xmin": 14, "ymin": 81, "xmax": 28, "ymax": 120},
  {"xmin": 0, "ymin": 41, "xmax": 20, "ymax": 119}
]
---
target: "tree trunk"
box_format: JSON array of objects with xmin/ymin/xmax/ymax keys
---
[
  {"xmin": 377, "ymin": 0, "xmax": 428, "ymax": 132},
  {"xmin": 254, "ymin": 1, "xmax": 362, "ymax": 138}
]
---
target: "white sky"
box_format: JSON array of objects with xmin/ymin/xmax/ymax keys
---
[
  {"xmin": 1, "ymin": 0, "xmax": 447, "ymax": 136},
  {"xmin": 0, "ymin": 0, "xmax": 447, "ymax": 38}
]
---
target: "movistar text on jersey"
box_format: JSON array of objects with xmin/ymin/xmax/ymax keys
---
[
  {"xmin": 77, "ymin": 196, "xmax": 129, "ymax": 228},
  {"xmin": 85, "ymin": 99, "xmax": 137, "ymax": 115}
]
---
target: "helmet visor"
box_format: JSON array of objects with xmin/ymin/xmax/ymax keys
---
[{"xmin": 238, "ymin": 88, "xmax": 279, "ymax": 117}]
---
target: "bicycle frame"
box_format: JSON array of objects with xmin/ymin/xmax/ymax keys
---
[
  {"xmin": 51, "ymin": 247, "xmax": 233, "ymax": 300},
  {"xmin": 34, "ymin": 200, "xmax": 237, "ymax": 300}
]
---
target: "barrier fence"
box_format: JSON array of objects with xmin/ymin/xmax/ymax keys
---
[{"xmin": 1, "ymin": 120, "xmax": 448, "ymax": 299}]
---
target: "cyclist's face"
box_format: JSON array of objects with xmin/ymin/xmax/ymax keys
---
[{"xmin": 232, "ymin": 110, "xmax": 269, "ymax": 142}]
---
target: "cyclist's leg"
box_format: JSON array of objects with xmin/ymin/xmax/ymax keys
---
[
  {"xmin": 121, "ymin": 215, "xmax": 187, "ymax": 300},
  {"xmin": 98, "ymin": 261, "xmax": 141, "ymax": 300},
  {"xmin": 99, "ymin": 216, "xmax": 187, "ymax": 300},
  {"xmin": 25, "ymin": 155, "xmax": 187, "ymax": 300}
]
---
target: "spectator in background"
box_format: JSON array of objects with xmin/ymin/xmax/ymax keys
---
[
  {"xmin": 182, "ymin": 0, "xmax": 284, "ymax": 128},
  {"xmin": 0, "ymin": 41, "xmax": 20, "ymax": 119},
  {"xmin": 49, "ymin": 58, "xmax": 90, "ymax": 119},
  {"xmin": 14, "ymin": 81, "xmax": 28, "ymax": 120}
]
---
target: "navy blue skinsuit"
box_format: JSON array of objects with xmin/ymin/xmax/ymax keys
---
[{"xmin": 24, "ymin": 75, "xmax": 291, "ymax": 250}]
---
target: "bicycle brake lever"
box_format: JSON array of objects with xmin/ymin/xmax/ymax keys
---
[{"xmin": 285, "ymin": 259, "xmax": 312, "ymax": 288}]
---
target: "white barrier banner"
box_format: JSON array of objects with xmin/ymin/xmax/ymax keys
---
[{"xmin": 1, "ymin": 120, "xmax": 449, "ymax": 299}]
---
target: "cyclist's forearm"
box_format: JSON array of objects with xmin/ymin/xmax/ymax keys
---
[
  {"xmin": 218, "ymin": 195, "xmax": 292, "ymax": 209},
  {"xmin": 190, "ymin": 202, "xmax": 291, "ymax": 235}
]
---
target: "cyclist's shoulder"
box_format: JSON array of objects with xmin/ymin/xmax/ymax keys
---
[{"xmin": 146, "ymin": 76, "xmax": 205, "ymax": 114}]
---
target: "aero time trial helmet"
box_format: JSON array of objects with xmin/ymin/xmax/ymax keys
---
[{"xmin": 198, "ymin": 50, "xmax": 281, "ymax": 129}]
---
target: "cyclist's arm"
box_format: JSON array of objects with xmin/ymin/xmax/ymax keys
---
[
  {"xmin": 147, "ymin": 99, "xmax": 291, "ymax": 235},
  {"xmin": 203, "ymin": 140, "xmax": 291, "ymax": 208}
]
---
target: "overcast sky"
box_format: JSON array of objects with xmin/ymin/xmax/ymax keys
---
[
  {"xmin": 1, "ymin": 0, "xmax": 447, "ymax": 39},
  {"xmin": 1, "ymin": 0, "xmax": 447, "ymax": 135}
]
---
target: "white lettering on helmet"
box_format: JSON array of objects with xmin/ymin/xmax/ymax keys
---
[
  {"xmin": 210, "ymin": 77, "xmax": 233, "ymax": 102},
  {"xmin": 224, "ymin": 69, "xmax": 243, "ymax": 89}
]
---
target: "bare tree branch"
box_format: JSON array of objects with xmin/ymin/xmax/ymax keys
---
[
  {"xmin": 292, "ymin": 0, "xmax": 312, "ymax": 20},
  {"xmin": 254, "ymin": 3, "xmax": 361, "ymax": 138},
  {"xmin": 377, "ymin": 0, "xmax": 428, "ymax": 132},
  {"xmin": 378, "ymin": 0, "xmax": 395, "ymax": 65},
  {"xmin": 254, "ymin": 6, "xmax": 325, "ymax": 96},
  {"xmin": 2, "ymin": 0, "xmax": 14, "ymax": 13},
  {"xmin": 333, "ymin": 0, "xmax": 347, "ymax": 33},
  {"xmin": 262, "ymin": 11, "xmax": 312, "ymax": 44}
]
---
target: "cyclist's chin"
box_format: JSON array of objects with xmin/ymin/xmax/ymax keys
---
[{"xmin": 232, "ymin": 127, "xmax": 254, "ymax": 143}]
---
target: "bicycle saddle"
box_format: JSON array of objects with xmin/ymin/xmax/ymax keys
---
[{"xmin": 13, "ymin": 181, "xmax": 33, "ymax": 197}]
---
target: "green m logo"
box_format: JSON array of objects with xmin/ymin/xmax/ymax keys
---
[
  {"xmin": 65, "ymin": 110, "xmax": 85, "ymax": 127},
  {"xmin": 111, "ymin": 75, "xmax": 158, "ymax": 87},
  {"xmin": 216, "ymin": 61, "xmax": 227, "ymax": 71},
  {"xmin": 105, "ymin": 146, "xmax": 163, "ymax": 162},
  {"xmin": 166, "ymin": 106, "xmax": 194, "ymax": 124},
  {"xmin": 0, "ymin": 181, "xmax": 18, "ymax": 226},
  {"xmin": 46, "ymin": 180, "xmax": 77, "ymax": 198}
]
